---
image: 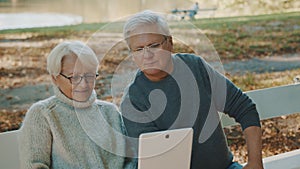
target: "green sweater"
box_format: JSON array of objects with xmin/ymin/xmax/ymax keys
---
[{"xmin": 19, "ymin": 86, "xmax": 133, "ymax": 169}]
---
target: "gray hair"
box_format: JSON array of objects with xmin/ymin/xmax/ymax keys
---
[
  {"xmin": 123, "ymin": 10, "xmax": 170, "ymax": 39},
  {"xmin": 47, "ymin": 41, "xmax": 99, "ymax": 76}
]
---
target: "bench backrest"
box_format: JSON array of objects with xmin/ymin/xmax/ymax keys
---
[
  {"xmin": 262, "ymin": 149, "xmax": 300, "ymax": 169},
  {"xmin": 221, "ymin": 84, "xmax": 300, "ymax": 126},
  {"xmin": 221, "ymin": 84, "xmax": 300, "ymax": 169},
  {"xmin": 0, "ymin": 130, "xmax": 20, "ymax": 169}
]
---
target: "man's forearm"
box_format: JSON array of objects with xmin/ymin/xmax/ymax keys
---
[{"xmin": 243, "ymin": 126, "xmax": 264, "ymax": 168}]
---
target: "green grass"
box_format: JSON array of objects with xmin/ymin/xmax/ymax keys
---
[
  {"xmin": 189, "ymin": 11, "xmax": 300, "ymax": 30},
  {"xmin": 0, "ymin": 12, "xmax": 299, "ymax": 60},
  {"xmin": 173, "ymin": 12, "xmax": 300, "ymax": 60},
  {"xmin": 1, "ymin": 12, "xmax": 298, "ymax": 34},
  {"xmin": 0, "ymin": 22, "xmax": 108, "ymax": 36}
]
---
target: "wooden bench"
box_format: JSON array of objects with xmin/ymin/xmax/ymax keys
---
[
  {"xmin": 221, "ymin": 83, "xmax": 300, "ymax": 168},
  {"xmin": 0, "ymin": 130, "xmax": 20, "ymax": 169},
  {"xmin": 1, "ymin": 84, "xmax": 300, "ymax": 169}
]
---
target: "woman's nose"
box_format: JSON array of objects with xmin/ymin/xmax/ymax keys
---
[{"xmin": 76, "ymin": 77, "xmax": 89, "ymax": 88}]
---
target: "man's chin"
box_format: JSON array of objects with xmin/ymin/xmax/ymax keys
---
[{"xmin": 142, "ymin": 68, "xmax": 161, "ymax": 74}]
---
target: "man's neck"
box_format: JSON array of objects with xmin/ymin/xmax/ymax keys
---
[{"xmin": 145, "ymin": 72, "xmax": 169, "ymax": 82}]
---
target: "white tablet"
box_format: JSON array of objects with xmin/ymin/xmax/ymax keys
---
[{"xmin": 138, "ymin": 128, "xmax": 193, "ymax": 169}]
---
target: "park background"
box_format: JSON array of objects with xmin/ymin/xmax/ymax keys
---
[{"xmin": 0, "ymin": 0, "xmax": 299, "ymax": 164}]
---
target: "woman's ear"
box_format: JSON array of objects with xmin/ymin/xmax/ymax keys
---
[{"xmin": 51, "ymin": 75, "xmax": 58, "ymax": 86}]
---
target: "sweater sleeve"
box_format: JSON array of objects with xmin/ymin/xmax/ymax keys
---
[
  {"xmin": 19, "ymin": 103, "xmax": 52, "ymax": 169},
  {"xmin": 97, "ymin": 101, "xmax": 138, "ymax": 168},
  {"xmin": 223, "ymin": 80, "xmax": 261, "ymax": 130},
  {"xmin": 120, "ymin": 116, "xmax": 137, "ymax": 169},
  {"xmin": 201, "ymin": 58, "xmax": 261, "ymax": 130}
]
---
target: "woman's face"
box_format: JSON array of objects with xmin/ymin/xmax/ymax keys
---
[{"xmin": 53, "ymin": 54, "xmax": 97, "ymax": 102}]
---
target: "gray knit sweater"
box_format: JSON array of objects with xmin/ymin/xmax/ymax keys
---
[{"xmin": 19, "ymin": 86, "xmax": 132, "ymax": 169}]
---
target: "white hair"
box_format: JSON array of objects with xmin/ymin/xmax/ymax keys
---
[
  {"xmin": 47, "ymin": 41, "xmax": 99, "ymax": 76},
  {"xmin": 123, "ymin": 10, "xmax": 170, "ymax": 40}
]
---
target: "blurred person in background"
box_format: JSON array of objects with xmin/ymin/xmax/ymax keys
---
[{"xmin": 189, "ymin": 2, "xmax": 199, "ymax": 20}]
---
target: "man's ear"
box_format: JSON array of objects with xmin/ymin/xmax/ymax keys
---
[
  {"xmin": 131, "ymin": 53, "xmax": 137, "ymax": 63},
  {"xmin": 168, "ymin": 36, "xmax": 173, "ymax": 46},
  {"xmin": 167, "ymin": 36, "xmax": 173, "ymax": 51}
]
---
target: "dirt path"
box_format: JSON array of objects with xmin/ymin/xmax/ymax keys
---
[{"xmin": 223, "ymin": 53, "xmax": 300, "ymax": 75}]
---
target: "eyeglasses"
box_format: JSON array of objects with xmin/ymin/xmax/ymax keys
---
[
  {"xmin": 60, "ymin": 73, "xmax": 99, "ymax": 84},
  {"xmin": 130, "ymin": 36, "xmax": 167, "ymax": 57}
]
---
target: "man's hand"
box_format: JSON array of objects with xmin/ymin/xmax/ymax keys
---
[{"xmin": 243, "ymin": 163, "xmax": 263, "ymax": 169}]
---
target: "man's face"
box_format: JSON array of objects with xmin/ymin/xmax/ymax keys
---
[{"xmin": 128, "ymin": 25, "xmax": 173, "ymax": 81}]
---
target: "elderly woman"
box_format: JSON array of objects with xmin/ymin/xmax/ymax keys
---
[{"xmin": 19, "ymin": 41, "xmax": 132, "ymax": 169}]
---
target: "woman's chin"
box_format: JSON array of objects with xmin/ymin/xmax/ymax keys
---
[{"xmin": 72, "ymin": 92, "xmax": 91, "ymax": 102}]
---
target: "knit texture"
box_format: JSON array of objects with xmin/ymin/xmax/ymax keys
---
[{"xmin": 19, "ymin": 86, "xmax": 130, "ymax": 169}]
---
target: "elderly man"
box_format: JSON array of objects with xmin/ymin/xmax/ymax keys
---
[{"xmin": 121, "ymin": 10, "xmax": 263, "ymax": 169}]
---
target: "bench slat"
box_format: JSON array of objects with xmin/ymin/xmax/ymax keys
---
[
  {"xmin": 0, "ymin": 130, "xmax": 20, "ymax": 169},
  {"xmin": 263, "ymin": 149, "xmax": 300, "ymax": 169},
  {"xmin": 221, "ymin": 84, "xmax": 300, "ymax": 126}
]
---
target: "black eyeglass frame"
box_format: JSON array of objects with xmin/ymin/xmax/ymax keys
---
[
  {"xmin": 129, "ymin": 36, "xmax": 168, "ymax": 57},
  {"xmin": 59, "ymin": 73, "xmax": 99, "ymax": 84}
]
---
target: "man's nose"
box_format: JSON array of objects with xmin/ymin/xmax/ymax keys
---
[{"xmin": 143, "ymin": 48, "xmax": 154, "ymax": 59}]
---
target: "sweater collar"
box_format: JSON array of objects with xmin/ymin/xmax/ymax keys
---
[{"xmin": 53, "ymin": 85, "xmax": 96, "ymax": 108}]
